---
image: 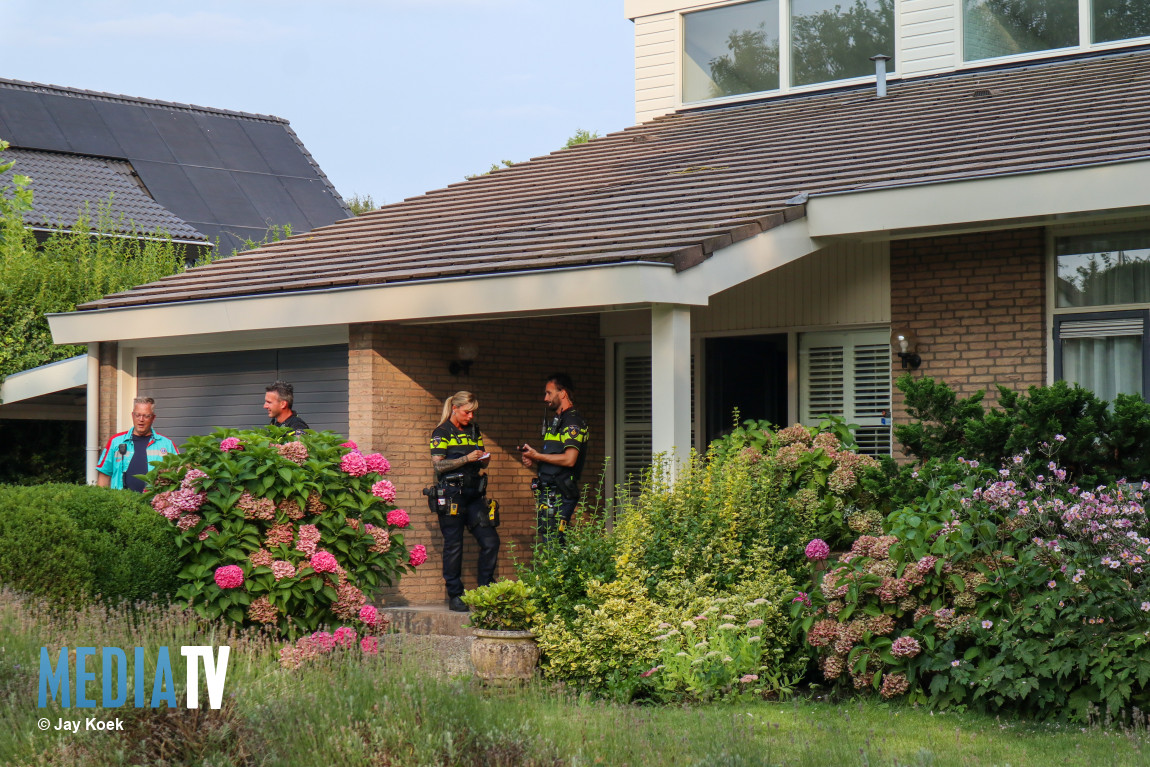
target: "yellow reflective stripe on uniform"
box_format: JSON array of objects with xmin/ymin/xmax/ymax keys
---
[{"xmin": 429, "ymin": 434, "xmax": 483, "ymax": 450}]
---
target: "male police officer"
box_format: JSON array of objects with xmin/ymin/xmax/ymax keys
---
[
  {"xmin": 264, "ymin": 380, "xmax": 309, "ymax": 434},
  {"xmin": 95, "ymin": 397, "xmax": 178, "ymax": 492},
  {"xmin": 520, "ymin": 373, "xmax": 589, "ymax": 545}
]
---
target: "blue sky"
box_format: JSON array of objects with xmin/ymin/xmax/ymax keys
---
[{"xmin": 5, "ymin": 0, "xmax": 636, "ymax": 205}]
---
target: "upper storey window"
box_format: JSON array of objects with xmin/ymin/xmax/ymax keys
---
[
  {"xmin": 791, "ymin": 0, "xmax": 895, "ymax": 87},
  {"xmin": 683, "ymin": 0, "xmax": 895, "ymax": 104},
  {"xmin": 964, "ymin": 0, "xmax": 1150, "ymax": 62},
  {"xmin": 684, "ymin": 0, "xmax": 780, "ymax": 102}
]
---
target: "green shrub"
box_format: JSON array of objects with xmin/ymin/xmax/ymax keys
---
[
  {"xmin": 0, "ymin": 483, "xmax": 178, "ymax": 602},
  {"xmin": 524, "ymin": 440, "xmax": 828, "ymax": 700},
  {"xmin": 895, "ymin": 374, "xmax": 1150, "ymax": 487},
  {"xmin": 462, "ymin": 580, "xmax": 537, "ymax": 631},
  {"xmin": 143, "ymin": 427, "xmax": 419, "ymax": 636}
]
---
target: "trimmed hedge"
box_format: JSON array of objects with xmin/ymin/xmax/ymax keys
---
[{"xmin": 0, "ymin": 483, "xmax": 179, "ymax": 602}]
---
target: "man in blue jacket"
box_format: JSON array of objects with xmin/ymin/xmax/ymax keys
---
[{"xmin": 95, "ymin": 397, "xmax": 179, "ymax": 492}]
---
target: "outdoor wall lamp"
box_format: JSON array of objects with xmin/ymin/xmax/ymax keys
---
[
  {"xmin": 449, "ymin": 342, "xmax": 479, "ymax": 376},
  {"xmin": 891, "ymin": 328, "xmax": 921, "ymax": 369}
]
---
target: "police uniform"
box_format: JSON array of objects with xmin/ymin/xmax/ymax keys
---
[
  {"xmin": 429, "ymin": 421, "xmax": 500, "ymax": 599},
  {"xmin": 533, "ymin": 407, "xmax": 589, "ymax": 544}
]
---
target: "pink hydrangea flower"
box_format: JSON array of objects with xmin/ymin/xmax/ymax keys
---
[
  {"xmin": 361, "ymin": 636, "xmax": 379, "ymax": 655},
  {"xmin": 296, "ymin": 524, "xmax": 320, "ymax": 557},
  {"xmin": 198, "ymin": 525, "xmax": 218, "ymax": 541},
  {"xmin": 220, "ymin": 437, "xmax": 242, "ymax": 452},
  {"xmin": 360, "ymin": 604, "xmax": 379, "ymax": 626},
  {"xmin": 214, "ymin": 565, "xmax": 244, "ymax": 589},
  {"xmin": 340, "ymin": 452, "xmax": 369, "ymax": 477},
  {"xmin": 271, "ymin": 560, "xmax": 296, "ymax": 580},
  {"xmin": 372, "ymin": 480, "xmax": 397, "ymax": 502},
  {"xmin": 181, "ymin": 468, "xmax": 208, "ymax": 490},
  {"xmin": 805, "ymin": 539, "xmax": 831, "ymax": 561},
  {"xmin": 409, "ymin": 545, "xmax": 428, "ymax": 567},
  {"xmin": 364, "ymin": 453, "xmax": 391, "ymax": 475},
  {"xmin": 333, "ymin": 626, "xmax": 358, "ymax": 647},
  {"xmin": 310, "ymin": 550, "xmax": 338, "ymax": 573},
  {"xmin": 339, "ymin": 441, "xmax": 358, "ymax": 450},
  {"xmin": 387, "ymin": 509, "xmax": 410, "ymax": 528}
]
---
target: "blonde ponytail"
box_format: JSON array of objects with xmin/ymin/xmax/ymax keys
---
[{"xmin": 438, "ymin": 391, "xmax": 478, "ymax": 426}]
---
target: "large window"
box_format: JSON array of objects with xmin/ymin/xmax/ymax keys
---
[
  {"xmin": 791, "ymin": 0, "xmax": 894, "ymax": 87},
  {"xmin": 684, "ymin": 0, "xmax": 780, "ymax": 102},
  {"xmin": 965, "ymin": 0, "xmax": 1150, "ymax": 62},
  {"xmin": 1053, "ymin": 230, "xmax": 1150, "ymax": 404},
  {"xmin": 682, "ymin": 0, "xmax": 894, "ymax": 103}
]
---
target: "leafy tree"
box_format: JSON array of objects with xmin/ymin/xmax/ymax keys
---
[
  {"xmin": 344, "ymin": 193, "xmax": 378, "ymax": 216},
  {"xmin": 565, "ymin": 129, "xmax": 600, "ymax": 148}
]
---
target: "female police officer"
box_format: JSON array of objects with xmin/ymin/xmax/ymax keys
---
[{"xmin": 429, "ymin": 391, "xmax": 500, "ymax": 612}]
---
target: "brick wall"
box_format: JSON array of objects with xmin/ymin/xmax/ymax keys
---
[
  {"xmin": 98, "ymin": 342, "xmax": 118, "ymax": 447},
  {"xmin": 348, "ymin": 316, "xmax": 605, "ymax": 605},
  {"xmin": 890, "ymin": 227, "xmax": 1046, "ymax": 432}
]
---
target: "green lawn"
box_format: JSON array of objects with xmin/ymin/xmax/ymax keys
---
[{"xmin": 2, "ymin": 589, "xmax": 1147, "ymax": 766}]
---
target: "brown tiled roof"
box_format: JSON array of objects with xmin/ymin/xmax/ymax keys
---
[{"xmin": 81, "ymin": 47, "xmax": 1150, "ymax": 311}]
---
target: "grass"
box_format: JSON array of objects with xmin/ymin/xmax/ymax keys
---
[{"xmin": 2, "ymin": 588, "xmax": 1149, "ymax": 766}]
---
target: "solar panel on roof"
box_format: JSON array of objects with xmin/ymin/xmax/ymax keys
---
[
  {"xmin": 182, "ymin": 166, "xmax": 262, "ymax": 226},
  {"xmin": 90, "ymin": 103, "xmax": 175, "ymax": 163},
  {"xmin": 41, "ymin": 93, "xmax": 124, "ymax": 158},
  {"xmin": 232, "ymin": 171, "xmax": 308, "ymax": 227},
  {"xmin": 241, "ymin": 121, "xmax": 317, "ymax": 177},
  {"xmin": 279, "ymin": 176, "xmax": 348, "ymax": 229},
  {"xmin": 192, "ymin": 114, "xmax": 272, "ymax": 173},
  {"xmin": 0, "ymin": 90, "xmax": 70, "ymax": 152},
  {"xmin": 146, "ymin": 108, "xmax": 224, "ymax": 168},
  {"xmin": 131, "ymin": 160, "xmax": 215, "ymax": 225}
]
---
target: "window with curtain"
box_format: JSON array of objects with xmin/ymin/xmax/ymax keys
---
[{"xmin": 1053, "ymin": 229, "xmax": 1150, "ymax": 404}]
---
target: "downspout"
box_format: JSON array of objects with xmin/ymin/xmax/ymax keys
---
[{"xmin": 86, "ymin": 343, "xmax": 100, "ymax": 484}]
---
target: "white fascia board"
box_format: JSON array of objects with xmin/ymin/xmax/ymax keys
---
[
  {"xmin": 806, "ymin": 160, "xmax": 1150, "ymax": 239},
  {"xmin": 0, "ymin": 355, "xmax": 87, "ymax": 405},
  {"xmin": 49, "ymin": 263, "xmax": 694, "ymax": 345},
  {"xmin": 47, "ymin": 222, "xmax": 824, "ymax": 346}
]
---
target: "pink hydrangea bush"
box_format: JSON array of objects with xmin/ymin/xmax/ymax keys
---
[
  {"xmin": 141, "ymin": 427, "xmax": 419, "ymax": 635},
  {"xmin": 791, "ymin": 454, "xmax": 1150, "ymax": 719}
]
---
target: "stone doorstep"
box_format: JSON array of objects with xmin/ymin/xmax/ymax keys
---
[
  {"xmin": 379, "ymin": 604, "xmax": 476, "ymax": 679},
  {"xmin": 381, "ymin": 604, "xmax": 473, "ymax": 637}
]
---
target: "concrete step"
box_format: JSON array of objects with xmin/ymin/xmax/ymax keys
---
[
  {"xmin": 382, "ymin": 604, "xmax": 473, "ymax": 637},
  {"xmin": 380, "ymin": 604, "xmax": 475, "ymax": 678}
]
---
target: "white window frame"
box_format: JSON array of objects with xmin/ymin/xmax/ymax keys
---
[{"xmin": 799, "ymin": 327, "xmax": 893, "ymax": 455}]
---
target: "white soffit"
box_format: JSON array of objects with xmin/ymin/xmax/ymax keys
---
[
  {"xmin": 805, "ymin": 160, "xmax": 1150, "ymax": 239},
  {"xmin": 47, "ymin": 219, "xmax": 823, "ymax": 346},
  {"xmin": 0, "ymin": 355, "xmax": 87, "ymax": 405}
]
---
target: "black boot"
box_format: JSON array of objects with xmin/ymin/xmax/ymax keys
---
[{"xmin": 448, "ymin": 596, "xmax": 469, "ymax": 612}]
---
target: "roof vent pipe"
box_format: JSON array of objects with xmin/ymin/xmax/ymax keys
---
[{"xmin": 870, "ymin": 54, "xmax": 892, "ymax": 97}]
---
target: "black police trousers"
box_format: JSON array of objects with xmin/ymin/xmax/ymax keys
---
[
  {"xmin": 535, "ymin": 482, "xmax": 578, "ymax": 546},
  {"xmin": 438, "ymin": 491, "xmax": 500, "ymax": 598}
]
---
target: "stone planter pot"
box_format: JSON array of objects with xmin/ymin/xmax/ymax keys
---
[{"xmin": 469, "ymin": 628, "xmax": 539, "ymax": 686}]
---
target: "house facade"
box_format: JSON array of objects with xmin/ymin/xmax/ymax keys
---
[{"xmin": 49, "ymin": 1, "xmax": 1150, "ymax": 604}]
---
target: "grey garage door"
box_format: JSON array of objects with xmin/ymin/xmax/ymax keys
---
[{"xmin": 136, "ymin": 344, "xmax": 349, "ymax": 446}]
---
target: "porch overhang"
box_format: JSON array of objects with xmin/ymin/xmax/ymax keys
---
[
  {"xmin": 48, "ymin": 217, "xmax": 824, "ymax": 345},
  {"xmin": 0, "ymin": 355, "xmax": 88, "ymax": 420}
]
